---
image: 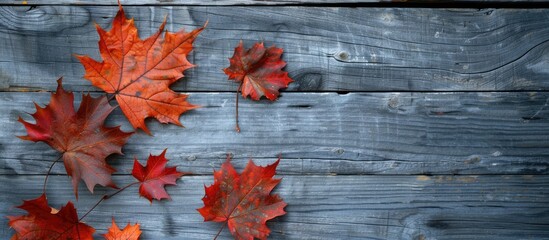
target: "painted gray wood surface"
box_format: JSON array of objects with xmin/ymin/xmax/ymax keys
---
[
  {"xmin": 3, "ymin": 92, "xmax": 549, "ymax": 176},
  {"xmin": 1, "ymin": 6, "xmax": 549, "ymax": 91},
  {"xmin": 2, "ymin": 175, "xmax": 548, "ymax": 239},
  {"xmin": 1, "ymin": 0, "xmax": 547, "ymax": 6}
]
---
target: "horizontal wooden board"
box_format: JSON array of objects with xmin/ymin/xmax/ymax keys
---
[
  {"xmin": 1, "ymin": 6, "xmax": 549, "ymax": 91},
  {"xmin": 2, "ymin": 92, "xmax": 549, "ymax": 176},
  {"xmin": 2, "ymin": 0, "xmax": 547, "ymax": 6},
  {"xmin": 2, "ymin": 175, "xmax": 548, "ymax": 239}
]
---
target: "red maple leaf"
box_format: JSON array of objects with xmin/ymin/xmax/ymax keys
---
[
  {"xmin": 224, "ymin": 41, "xmax": 293, "ymax": 101},
  {"xmin": 8, "ymin": 194, "xmax": 95, "ymax": 240},
  {"xmin": 18, "ymin": 79, "xmax": 133, "ymax": 197},
  {"xmin": 223, "ymin": 41, "xmax": 293, "ymax": 132},
  {"xmin": 132, "ymin": 149, "xmax": 186, "ymax": 202},
  {"xmin": 104, "ymin": 218, "xmax": 141, "ymax": 240},
  {"xmin": 77, "ymin": 4, "xmax": 205, "ymax": 134},
  {"xmin": 198, "ymin": 155, "xmax": 287, "ymax": 240}
]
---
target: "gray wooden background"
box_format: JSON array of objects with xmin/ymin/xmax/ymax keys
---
[{"xmin": 1, "ymin": 1, "xmax": 549, "ymax": 239}]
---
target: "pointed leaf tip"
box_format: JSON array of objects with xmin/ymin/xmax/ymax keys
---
[{"xmin": 104, "ymin": 218, "xmax": 141, "ymax": 240}]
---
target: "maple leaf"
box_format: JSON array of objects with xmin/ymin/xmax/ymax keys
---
[
  {"xmin": 18, "ymin": 79, "xmax": 133, "ymax": 197},
  {"xmin": 197, "ymin": 155, "xmax": 287, "ymax": 240},
  {"xmin": 8, "ymin": 194, "xmax": 95, "ymax": 240},
  {"xmin": 223, "ymin": 41, "xmax": 293, "ymax": 132},
  {"xmin": 224, "ymin": 41, "xmax": 293, "ymax": 101},
  {"xmin": 77, "ymin": 4, "xmax": 205, "ymax": 134},
  {"xmin": 132, "ymin": 149, "xmax": 186, "ymax": 202},
  {"xmin": 104, "ymin": 218, "xmax": 141, "ymax": 240}
]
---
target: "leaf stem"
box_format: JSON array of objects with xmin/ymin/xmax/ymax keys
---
[
  {"xmin": 213, "ymin": 222, "xmax": 226, "ymax": 240},
  {"xmin": 43, "ymin": 155, "xmax": 63, "ymax": 195},
  {"xmin": 79, "ymin": 181, "xmax": 139, "ymax": 221},
  {"xmin": 107, "ymin": 93, "xmax": 116, "ymax": 102},
  {"xmin": 235, "ymin": 82, "xmax": 243, "ymax": 133}
]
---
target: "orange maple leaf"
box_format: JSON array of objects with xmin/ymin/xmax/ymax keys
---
[
  {"xmin": 77, "ymin": 4, "xmax": 205, "ymax": 134},
  {"xmin": 104, "ymin": 218, "xmax": 141, "ymax": 240}
]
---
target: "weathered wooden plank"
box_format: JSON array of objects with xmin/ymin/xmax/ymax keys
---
[
  {"xmin": 2, "ymin": 175, "xmax": 548, "ymax": 239},
  {"xmin": 2, "ymin": 0, "xmax": 547, "ymax": 6},
  {"xmin": 2, "ymin": 92, "xmax": 549, "ymax": 175},
  {"xmin": 1, "ymin": 6, "xmax": 549, "ymax": 91}
]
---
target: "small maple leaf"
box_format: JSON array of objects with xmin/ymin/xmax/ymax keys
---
[
  {"xmin": 18, "ymin": 78, "xmax": 133, "ymax": 197},
  {"xmin": 223, "ymin": 41, "xmax": 293, "ymax": 132},
  {"xmin": 198, "ymin": 155, "xmax": 287, "ymax": 240},
  {"xmin": 224, "ymin": 41, "xmax": 293, "ymax": 101},
  {"xmin": 77, "ymin": 4, "xmax": 205, "ymax": 134},
  {"xmin": 132, "ymin": 149, "xmax": 186, "ymax": 202},
  {"xmin": 8, "ymin": 194, "xmax": 95, "ymax": 240},
  {"xmin": 104, "ymin": 218, "xmax": 141, "ymax": 240}
]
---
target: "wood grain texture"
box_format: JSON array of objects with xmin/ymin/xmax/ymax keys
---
[
  {"xmin": 1, "ymin": 6, "xmax": 549, "ymax": 91},
  {"xmin": 2, "ymin": 175, "xmax": 548, "ymax": 239},
  {"xmin": 2, "ymin": 0, "xmax": 547, "ymax": 6},
  {"xmin": 3, "ymin": 92, "xmax": 549, "ymax": 176},
  {"xmin": 2, "ymin": 3, "xmax": 549, "ymax": 239}
]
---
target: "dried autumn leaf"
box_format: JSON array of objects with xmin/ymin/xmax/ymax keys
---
[
  {"xmin": 104, "ymin": 218, "xmax": 141, "ymax": 240},
  {"xmin": 132, "ymin": 149, "xmax": 186, "ymax": 202},
  {"xmin": 224, "ymin": 41, "xmax": 293, "ymax": 101},
  {"xmin": 223, "ymin": 41, "xmax": 293, "ymax": 132},
  {"xmin": 198, "ymin": 155, "xmax": 287, "ymax": 240},
  {"xmin": 77, "ymin": 4, "xmax": 205, "ymax": 134},
  {"xmin": 18, "ymin": 79, "xmax": 133, "ymax": 197},
  {"xmin": 8, "ymin": 194, "xmax": 95, "ymax": 240}
]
